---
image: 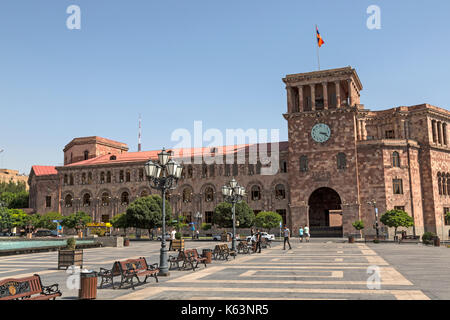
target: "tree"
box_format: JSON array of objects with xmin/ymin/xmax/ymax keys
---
[
  {"xmin": 380, "ymin": 209, "xmax": 414, "ymax": 236},
  {"xmin": 61, "ymin": 211, "xmax": 92, "ymax": 233},
  {"xmin": 0, "ymin": 206, "xmax": 13, "ymax": 232},
  {"xmin": 38, "ymin": 212, "xmax": 63, "ymax": 230},
  {"xmin": 9, "ymin": 209, "xmax": 40, "ymax": 234},
  {"xmin": 111, "ymin": 213, "xmax": 129, "ymax": 236},
  {"xmin": 254, "ymin": 211, "xmax": 282, "ymax": 232},
  {"xmin": 0, "ymin": 191, "xmax": 29, "ymax": 209},
  {"xmin": 213, "ymin": 201, "xmax": 255, "ymax": 229},
  {"xmin": 125, "ymin": 195, "xmax": 172, "ymax": 236},
  {"xmin": 169, "ymin": 215, "xmax": 187, "ymax": 233}
]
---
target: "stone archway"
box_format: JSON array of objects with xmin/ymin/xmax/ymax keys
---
[{"xmin": 308, "ymin": 187, "xmax": 343, "ymax": 237}]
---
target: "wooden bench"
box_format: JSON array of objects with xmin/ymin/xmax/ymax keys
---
[
  {"xmin": 168, "ymin": 249, "xmax": 207, "ymax": 271},
  {"xmin": 237, "ymin": 241, "xmax": 252, "ymax": 254},
  {"xmin": 213, "ymin": 244, "xmax": 236, "ymax": 260},
  {"xmin": 0, "ymin": 274, "xmax": 61, "ymax": 300},
  {"xmin": 187, "ymin": 249, "xmax": 208, "ymax": 270},
  {"xmin": 99, "ymin": 257, "xmax": 159, "ymax": 290}
]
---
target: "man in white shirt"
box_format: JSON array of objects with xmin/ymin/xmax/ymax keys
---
[
  {"xmin": 283, "ymin": 226, "xmax": 292, "ymax": 250},
  {"xmin": 304, "ymin": 225, "xmax": 310, "ymax": 243}
]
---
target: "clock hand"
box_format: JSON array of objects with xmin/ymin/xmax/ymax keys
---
[{"xmin": 320, "ymin": 132, "xmax": 328, "ymax": 136}]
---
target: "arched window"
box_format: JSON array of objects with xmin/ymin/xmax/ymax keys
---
[
  {"xmin": 64, "ymin": 194, "xmax": 73, "ymax": 207},
  {"xmin": 102, "ymin": 192, "xmax": 110, "ymax": 206},
  {"xmin": 300, "ymin": 156, "xmax": 308, "ymax": 172},
  {"xmin": 438, "ymin": 173, "xmax": 442, "ymax": 195},
  {"xmin": 83, "ymin": 193, "xmax": 91, "ymax": 207},
  {"xmin": 84, "ymin": 150, "xmax": 89, "ymax": 160},
  {"xmin": 447, "ymin": 174, "xmax": 450, "ymax": 196},
  {"xmin": 121, "ymin": 192, "xmax": 129, "ymax": 205},
  {"xmin": 443, "ymin": 174, "xmax": 447, "ymax": 196},
  {"xmin": 138, "ymin": 169, "xmax": 144, "ymax": 181},
  {"xmin": 337, "ymin": 153, "xmax": 347, "ymax": 170},
  {"xmin": 126, "ymin": 171, "xmax": 131, "ymax": 182},
  {"xmin": 204, "ymin": 187, "xmax": 214, "ymax": 202},
  {"xmin": 119, "ymin": 170, "xmax": 124, "ymax": 182},
  {"xmin": 275, "ymin": 184, "xmax": 286, "ymax": 200},
  {"xmin": 251, "ymin": 185, "xmax": 261, "ymax": 201},
  {"xmin": 88, "ymin": 172, "xmax": 93, "ymax": 184},
  {"xmin": 106, "ymin": 171, "xmax": 112, "ymax": 183},
  {"xmin": 100, "ymin": 172, "xmax": 105, "ymax": 184},
  {"xmin": 81, "ymin": 173, "xmax": 86, "ymax": 184},
  {"xmin": 183, "ymin": 188, "xmax": 192, "ymax": 203},
  {"xmin": 392, "ymin": 152, "xmax": 401, "ymax": 167}
]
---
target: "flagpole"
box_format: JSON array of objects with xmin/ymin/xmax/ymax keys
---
[{"xmin": 315, "ymin": 25, "xmax": 321, "ymax": 71}]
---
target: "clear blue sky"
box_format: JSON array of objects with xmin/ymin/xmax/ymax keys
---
[{"xmin": 0, "ymin": 0, "xmax": 449, "ymax": 174}]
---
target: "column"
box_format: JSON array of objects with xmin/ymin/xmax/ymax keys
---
[
  {"xmin": 322, "ymin": 82, "xmax": 328, "ymax": 110},
  {"xmin": 297, "ymin": 85, "xmax": 303, "ymax": 112},
  {"xmin": 335, "ymin": 81, "xmax": 341, "ymax": 108},
  {"xmin": 443, "ymin": 123, "xmax": 448, "ymax": 145},
  {"xmin": 358, "ymin": 120, "xmax": 362, "ymax": 140},
  {"xmin": 347, "ymin": 79, "xmax": 353, "ymax": 106},
  {"xmin": 432, "ymin": 120, "xmax": 437, "ymax": 143},
  {"xmin": 287, "ymin": 87, "xmax": 294, "ymax": 113},
  {"xmin": 362, "ymin": 120, "xmax": 367, "ymax": 140},
  {"xmin": 310, "ymin": 84, "xmax": 316, "ymax": 111}
]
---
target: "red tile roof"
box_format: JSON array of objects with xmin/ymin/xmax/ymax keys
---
[
  {"xmin": 32, "ymin": 166, "xmax": 58, "ymax": 176},
  {"xmin": 64, "ymin": 142, "xmax": 288, "ymax": 168}
]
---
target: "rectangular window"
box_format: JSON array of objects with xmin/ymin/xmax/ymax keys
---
[
  {"xmin": 233, "ymin": 163, "xmax": 238, "ymax": 176},
  {"xmin": 276, "ymin": 209, "xmax": 287, "ymax": 226},
  {"xmin": 225, "ymin": 164, "xmax": 231, "ymax": 176},
  {"xmin": 205, "ymin": 211, "xmax": 213, "ymax": 224},
  {"xmin": 45, "ymin": 196, "xmax": 51, "ymax": 208},
  {"xmin": 385, "ymin": 130, "xmax": 395, "ymax": 139},
  {"xmin": 393, "ymin": 179, "xmax": 403, "ymax": 195},
  {"xmin": 280, "ymin": 160, "xmax": 287, "ymax": 173}
]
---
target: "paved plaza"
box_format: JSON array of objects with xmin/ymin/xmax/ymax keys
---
[{"xmin": 0, "ymin": 239, "xmax": 449, "ymax": 300}]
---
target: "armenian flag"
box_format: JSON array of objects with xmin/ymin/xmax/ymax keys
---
[{"xmin": 316, "ymin": 26, "xmax": 325, "ymax": 47}]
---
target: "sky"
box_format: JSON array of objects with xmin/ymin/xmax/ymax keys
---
[{"xmin": 0, "ymin": 0, "xmax": 449, "ymax": 174}]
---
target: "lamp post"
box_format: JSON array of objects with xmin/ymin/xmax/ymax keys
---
[
  {"xmin": 145, "ymin": 148, "xmax": 183, "ymax": 276},
  {"xmin": 221, "ymin": 178, "xmax": 246, "ymax": 252},
  {"xmin": 368, "ymin": 199, "xmax": 380, "ymax": 239},
  {"xmin": 194, "ymin": 211, "xmax": 202, "ymax": 239}
]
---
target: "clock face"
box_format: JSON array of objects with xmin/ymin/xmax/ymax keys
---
[{"xmin": 311, "ymin": 123, "xmax": 331, "ymax": 143}]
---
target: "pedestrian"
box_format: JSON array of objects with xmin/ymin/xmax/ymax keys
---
[
  {"xmin": 304, "ymin": 225, "xmax": 310, "ymax": 243},
  {"xmin": 255, "ymin": 229, "xmax": 262, "ymax": 253},
  {"xmin": 196, "ymin": 229, "xmax": 200, "ymax": 240},
  {"xmin": 169, "ymin": 228, "xmax": 176, "ymax": 251},
  {"xmin": 283, "ymin": 225, "xmax": 292, "ymax": 250},
  {"xmin": 299, "ymin": 226, "xmax": 304, "ymax": 243}
]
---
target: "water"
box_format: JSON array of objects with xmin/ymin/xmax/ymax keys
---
[{"xmin": 0, "ymin": 240, "xmax": 95, "ymax": 251}]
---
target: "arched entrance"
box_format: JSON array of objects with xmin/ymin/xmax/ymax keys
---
[{"xmin": 308, "ymin": 187, "xmax": 343, "ymax": 237}]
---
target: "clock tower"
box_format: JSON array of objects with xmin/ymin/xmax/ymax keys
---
[{"xmin": 283, "ymin": 67, "xmax": 364, "ymax": 237}]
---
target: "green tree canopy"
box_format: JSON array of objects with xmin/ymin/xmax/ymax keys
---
[
  {"xmin": 380, "ymin": 209, "xmax": 414, "ymax": 235},
  {"xmin": 0, "ymin": 181, "xmax": 27, "ymax": 194},
  {"xmin": 0, "ymin": 191, "xmax": 29, "ymax": 209},
  {"xmin": 111, "ymin": 213, "xmax": 129, "ymax": 235},
  {"xmin": 168, "ymin": 215, "xmax": 187, "ymax": 233},
  {"xmin": 38, "ymin": 212, "xmax": 63, "ymax": 230},
  {"xmin": 61, "ymin": 211, "xmax": 92, "ymax": 232},
  {"xmin": 352, "ymin": 220, "xmax": 365, "ymax": 231},
  {"xmin": 125, "ymin": 195, "xmax": 172, "ymax": 234},
  {"xmin": 213, "ymin": 201, "xmax": 255, "ymax": 229},
  {"xmin": 254, "ymin": 211, "xmax": 282, "ymax": 232},
  {"xmin": 0, "ymin": 206, "xmax": 13, "ymax": 231}
]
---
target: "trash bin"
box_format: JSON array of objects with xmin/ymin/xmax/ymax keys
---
[
  {"xmin": 78, "ymin": 270, "xmax": 98, "ymax": 300},
  {"xmin": 434, "ymin": 236, "xmax": 441, "ymax": 247},
  {"xmin": 202, "ymin": 249, "xmax": 212, "ymax": 264}
]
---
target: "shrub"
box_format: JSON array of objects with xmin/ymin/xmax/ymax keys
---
[
  {"xmin": 352, "ymin": 220, "xmax": 365, "ymax": 231},
  {"xmin": 201, "ymin": 223, "xmax": 212, "ymax": 231},
  {"xmin": 422, "ymin": 232, "xmax": 436, "ymax": 244},
  {"xmin": 175, "ymin": 232, "xmax": 182, "ymax": 240},
  {"xmin": 66, "ymin": 237, "xmax": 76, "ymax": 250},
  {"xmin": 90, "ymin": 227, "xmax": 106, "ymax": 237}
]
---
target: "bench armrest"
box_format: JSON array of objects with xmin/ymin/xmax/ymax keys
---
[
  {"xmin": 42, "ymin": 284, "xmax": 61, "ymax": 296},
  {"xmin": 99, "ymin": 267, "xmax": 112, "ymax": 275},
  {"xmin": 148, "ymin": 263, "xmax": 159, "ymax": 270}
]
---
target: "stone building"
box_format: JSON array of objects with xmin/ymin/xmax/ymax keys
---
[
  {"xmin": 0, "ymin": 169, "xmax": 29, "ymax": 190},
  {"xmin": 28, "ymin": 67, "xmax": 450, "ymax": 239}
]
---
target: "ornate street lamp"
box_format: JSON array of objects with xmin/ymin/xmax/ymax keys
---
[
  {"xmin": 221, "ymin": 178, "xmax": 245, "ymax": 252},
  {"xmin": 145, "ymin": 148, "xmax": 183, "ymax": 276}
]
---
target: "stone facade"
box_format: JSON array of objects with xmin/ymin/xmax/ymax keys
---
[
  {"xmin": 28, "ymin": 67, "xmax": 450, "ymax": 239},
  {"xmin": 0, "ymin": 169, "xmax": 29, "ymax": 189}
]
